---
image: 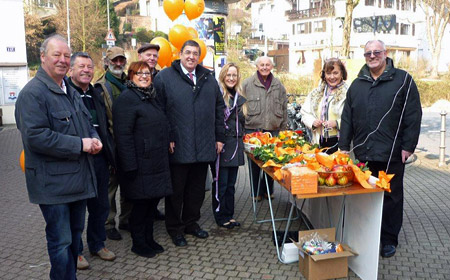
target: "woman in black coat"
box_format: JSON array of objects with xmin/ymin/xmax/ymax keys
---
[
  {"xmin": 211, "ymin": 63, "xmax": 247, "ymax": 229},
  {"xmin": 113, "ymin": 61, "xmax": 172, "ymax": 258}
]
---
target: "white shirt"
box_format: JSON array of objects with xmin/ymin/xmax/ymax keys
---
[{"xmin": 180, "ymin": 63, "xmax": 196, "ymax": 84}]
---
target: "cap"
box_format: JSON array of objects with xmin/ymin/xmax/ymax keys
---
[
  {"xmin": 137, "ymin": 43, "xmax": 160, "ymax": 54},
  {"xmin": 106, "ymin": 46, "xmax": 126, "ymax": 60}
]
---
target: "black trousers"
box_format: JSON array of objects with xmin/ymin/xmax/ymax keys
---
[
  {"xmin": 211, "ymin": 166, "xmax": 238, "ymax": 225},
  {"xmin": 319, "ymin": 136, "xmax": 338, "ymax": 154},
  {"xmin": 165, "ymin": 163, "xmax": 208, "ymax": 237},
  {"xmin": 366, "ymin": 160, "xmax": 405, "ymax": 247},
  {"xmin": 128, "ymin": 198, "xmax": 159, "ymax": 246}
]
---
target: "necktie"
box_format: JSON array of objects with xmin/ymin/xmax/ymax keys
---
[{"xmin": 188, "ymin": 72, "xmax": 194, "ymax": 82}]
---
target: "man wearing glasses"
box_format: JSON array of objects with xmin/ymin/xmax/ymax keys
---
[
  {"xmin": 153, "ymin": 40, "xmax": 225, "ymax": 247},
  {"xmin": 339, "ymin": 40, "xmax": 422, "ymax": 258}
]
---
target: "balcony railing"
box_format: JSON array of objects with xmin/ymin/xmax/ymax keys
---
[{"xmin": 285, "ymin": 6, "xmax": 334, "ymax": 21}]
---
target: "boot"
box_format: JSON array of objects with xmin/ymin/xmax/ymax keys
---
[
  {"xmin": 131, "ymin": 222, "xmax": 156, "ymax": 258},
  {"xmin": 145, "ymin": 221, "xmax": 164, "ymax": 254}
]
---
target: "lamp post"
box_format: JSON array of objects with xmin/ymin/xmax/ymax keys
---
[{"xmin": 66, "ymin": 0, "xmax": 70, "ymax": 48}]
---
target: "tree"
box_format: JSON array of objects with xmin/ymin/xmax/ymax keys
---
[
  {"xmin": 24, "ymin": 12, "xmax": 46, "ymax": 65},
  {"xmin": 341, "ymin": 0, "xmax": 360, "ymax": 58},
  {"xmin": 421, "ymin": 0, "xmax": 450, "ymax": 77}
]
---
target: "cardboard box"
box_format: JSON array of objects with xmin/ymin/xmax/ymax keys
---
[
  {"xmin": 281, "ymin": 243, "xmax": 299, "ymax": 263},
  {"xmin": 283, "ymin": 166, "xmax": 318, "ymax": 195},
  {"xmin": 294, "ymin": 228, "xmax": 355, "ymax": 280}
]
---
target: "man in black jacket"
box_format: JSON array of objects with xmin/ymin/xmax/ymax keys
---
[
  {"xmin": 339, "ymin": 40, "xmax": 422, "ymax": 258},
  {"xmin": 69, "ymin": 52, "xmax": 117, "ymax": 268},
  {"xmin": 153, "ymin": 40, "xmax": 225, "ymax": 247}
]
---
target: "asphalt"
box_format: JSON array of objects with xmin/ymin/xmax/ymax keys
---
[{"xmin": 0, "ymin": 125, "xmax": 449, "ymax": 280}]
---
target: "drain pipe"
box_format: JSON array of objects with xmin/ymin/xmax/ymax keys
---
[{"xmin": 439, "ymin": 110, "xmax": 447, "ymax": 167}]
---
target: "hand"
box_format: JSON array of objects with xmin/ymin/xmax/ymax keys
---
[
  {"xmin": 402, "ymin": 150, "xmax": 412, "ymax": 163},
  {"xmin": 169, "ymin": 142, "xmax": 175, "ymax": 154},
  {"xmin": 312, "ymin": 120, "xmax": 322, "ymax": 128},
  {"xmin": 216, "ymin": 142, "xmax": 224, "ymax": 154},
  {"xmin": 340, "ymin": 150, "xmax": 350, "ymax": 154},
  {"xmin": 323, "ymin": 120, "xmax": 337, "ymax": 129},
  {"xmin": 91, "ymin": 138, "xmax": 103, "ymax": 154},
  {"xmin": 82, "ymin": 138, "xmax": 94, "ymax": 153}
]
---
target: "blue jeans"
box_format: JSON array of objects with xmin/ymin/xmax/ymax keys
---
[
  {"xmin": 211, "ymin": 166, "xmax": 238, "ymax": 225},
  {"xmin": 39, "ymin": 199, "xmax": 87, "ymax": 280},
  {"xmin": 79, "ymin": 153, "xmax": 110, "ymax": 254}
]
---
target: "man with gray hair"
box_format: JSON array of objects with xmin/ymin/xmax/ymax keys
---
[
  {"xmin": 243, "ymin": 56, "xmax": 288, "ymax": 201},
  {"xmin": 95, "ymin": 47, "xmax": 132, "ymax": 241},
  {"xmin": 15, "ymin": 34, "xmax": 101, "ymax": 279},
  {"xmin": 339, "ymin": 39, "xmax": 422, "ymax": 258}
]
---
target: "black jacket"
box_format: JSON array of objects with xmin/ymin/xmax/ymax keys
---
[
  {"xmin": 339, "ymin": 58, "xmax": 422, "ymax": 162},
  {"xmin": 220, "ymin": 94, "xmax": 246, "ymax": 167},
  {"xmin": 113, "ymin": 87, "xmax": 172, "ymax": 199},
  {"xmin": 153, "ymin": 60, "xmax": 226, "ymax": 164},
  {"xmin": 68, "ymin": 78, "xmax": 116, "ymax": 168}
]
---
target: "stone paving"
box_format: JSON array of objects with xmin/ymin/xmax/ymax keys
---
[{"xmin": 0, "ymin": 125, "xmax": 449, "ymax": 279}]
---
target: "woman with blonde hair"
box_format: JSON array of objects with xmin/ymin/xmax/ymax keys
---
[{"xmin": 212, "ymin": 62, "xmax": 247, "ymax": 229}]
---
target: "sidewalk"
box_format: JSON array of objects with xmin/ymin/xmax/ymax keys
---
[{"xmin": 0, "ymin": 125, "xmax": 449, "ymax": 279}]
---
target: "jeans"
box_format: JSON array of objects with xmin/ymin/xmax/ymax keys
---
[
  {"xmin": 79, "ymin": 153, "xmax": 110, "ymax": 254},
  {"xmin": 211, "ymin": 166, "xmax": 238, "ymax": 225},
  {"xmin": 40, "ymin": 200, "xmax": 87, "ymax": 280}
]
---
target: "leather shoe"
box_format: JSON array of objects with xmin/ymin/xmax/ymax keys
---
[
  {"xmin": 172, "ymin": 235, "xmax": 187, "ymax": 247},
  {"xmin": 380, "ymin": 244, "xmax": 396, "ymax": 258},
  {"xmin": 185, "ymin": 228, "xmax": 209, "ymax": 239},
  {"xmin": 155, "ymin": 210, "xmax": 165, "ymax": 221},
  {"xmin": 106, "ymin": 228, "xmax": 122, "ymax": 240}
]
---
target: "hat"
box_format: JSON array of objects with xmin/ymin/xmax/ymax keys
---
[
  {"xmin": 106, "ymin": 47, "xmax": 126, "ymax": 60},
  {"xmin": 137, "ymin": 43, "xmax": 160, "ymax": 54}
]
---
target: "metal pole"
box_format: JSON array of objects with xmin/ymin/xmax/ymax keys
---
[
  {"xmin": 66, "ymin": 0, "xmax": 70, "ymax": 48},
  {"xmin": 439, "ymin": 110, "xmax": 447, "ymax": 167},
  {"xmin": 264, "ymin": 0, "xmax": 268, "ymax": 56},
  {"xmin": 107, "ymin": 0, "xmax": 110, "ymax": 31}
]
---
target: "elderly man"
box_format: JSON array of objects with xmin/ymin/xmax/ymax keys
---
[
  {"xmin": 339, "ymin": 40, "xmax": 422, "ymax": 258},
  {"xmin": 15, "ymin": 34, "xmax": 101, "ymax": 279},
  {"xmin": 137, "ymin": 43, "xmax": 165, "ymax": 221},
  {"xmin": 243, "ymin": 56, "xmax": 288, "ymax": 201},
  {"xmin": 138, "ymin": 43, "xmax": 160, "ymax": 79},
  {"xmin": 68, "ymin": 52, "xmax": 117, "ymax": 269},
  {"xmin": 153, "ymin": 40, "xmax": 225, "ymax": 247},
  {"xmin": 95, "ymin": 46, "xmax": 132, "ymax": 240}
]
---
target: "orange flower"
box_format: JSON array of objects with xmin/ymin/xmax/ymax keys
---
[
  {"xmin": 375, "ymin": 171, "xmax": 394, "ymax": 193},
  {"xmin": 262, "ymin": 160, "xmax": 283, "ymax": 168}
]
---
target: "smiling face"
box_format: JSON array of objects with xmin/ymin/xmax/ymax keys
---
[
  {"xmin": 224, "ymin": 66, "xmax": 238, "ymax": 89},
  {"xmin": 324, "ymin": 64, "xmax": 343, "ymax": 87},
  {"xmin": 364, "ymin": 41, "xmax": 387, "ymax": 74},
  {"xmin": 132, "ymin": 66, "xmax": 152, "ymax": 88},
  {"xmin": 108, "ymin": 56, "xmax": 127, "ymax": 76},
  {"xmin": 139, "ymin": 48, "xmax": 159, "ymax": 69},
  {"xmin": 180, "ymin": 45, "xmax": 200, "ymax": 73},
  {"xmin": 256, "ymin": 57, "xmax": 273, "ymax": 79},
  {"xmin": 70, "ymin": 57, "xmax": 94, "ymax": 90},
  {"xmin": 40, "ymin": 38, "xmax": 71, "ymax": 84}
]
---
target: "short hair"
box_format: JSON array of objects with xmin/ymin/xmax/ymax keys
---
[
  {"xmin": 180, "ymin": 40, "xmax": 201, "ymax": 56},
  {"xmin": 255, "ymin": 56, "xmax": 273, "ymax": 66},
  {"xmin": 40, "ymin": 34, "xmax": 69, "ymax": 54},
  {"xmin": 70, "ymin": 52, "xmax": 93, "ymax": 68},
  {"xmin": 320, "ymin": 58, "xmax": 348, "ymax": 81},
  {"xmin": 127, "ymin": 61, "xmax": 151, "ymax": 81},
  {"xmin": 365, "ymin": 40, "xmax": 386, "ymax": 51}
]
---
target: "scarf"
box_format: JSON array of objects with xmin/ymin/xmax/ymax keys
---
[
  {"xmin": 125, "ymin": 80, "xmax": 155, "ymax": 99},
  {"xmin": 105, "ymin": 71, "xmax": 127, "ymax": 91},
  {"xmin": 257, "ymin": 71, "xmax": 273, "ymax": 91}
]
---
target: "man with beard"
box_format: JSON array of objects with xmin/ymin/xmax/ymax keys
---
[
  {"xmin": 95, "ymin": 47, "xmax": 132, "ymax": 241},
  {"xmin": 68, "ymin": 52, "xmax": 117, "ymax": 269}
]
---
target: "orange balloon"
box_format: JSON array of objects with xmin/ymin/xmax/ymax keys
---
[
  {"xmin": 192, "ymin": 38, "xmax": 207, "ymax": 63},
  {"xmin": 169, "ymin": 24, "xmax": 193, "ymax": 50},
  {"xmin": 187, "ymin": 27, "xmax": 198, "ymax": 39},
  {"xmin": 184, "ymin": 0, "xmax": 205, "ymax": 21},
  {"xmin": 20, "ymin": 150, "xmax": 25, "ymax": 173},
  {"xmin": 150, "ymin": 37, "xmax": 172, "ymax": 69},
  {"xmin": 163, "ymin": 0, "xmax": 184, "ymax": 21},
  {"xmin": 170, "ymin": 43, "xmax": 180, "ymax": 62}
]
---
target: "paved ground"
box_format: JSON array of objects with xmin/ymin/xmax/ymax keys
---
[{"xmin": 1, "ymin": 125, "xmax": 449, "ymax": 280}]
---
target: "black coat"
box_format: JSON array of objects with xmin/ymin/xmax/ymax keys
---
[
  {"xmin": 339, "ymin": 58, "xmax": 422, "ymax": 162},
  {"xmin": 220, "ymin": 94, "xmax": 246, "ymax": 167},
  {"xmin": 153, "ymin": 60, "xmax": 226, "ymax": 164},
  {"xmin": 112, "ymin": 87, "xmax": 172, "ymax": 199}
]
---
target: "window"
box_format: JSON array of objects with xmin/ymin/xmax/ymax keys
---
[
  {"xmin": 384, "ymin": 0, "xmax": 394, "ymax": 8},
  {"xmin": 313, "ymin": 20, "xmax": 326, "ymax": 32},
  {"xmin": 400, "ymin": 23, "xmax": 410, "ymax": 35},
  {"xmin": 158, "ymin": 0, "xmax": 164, "ymax": 6},
  {"xmin": 298, "ymin": 23, "xmax": 306, "ymax": 34},
  {"xmin": 259, "ymin": 23, "xmax": 264, "ymax": 32},
  {"xmin": 310, "ymin": 0, "xmax": 321, "ymax": 9},
  {"xmin": 401, "ymin": 0, "xmax": 411, "ymax": 10},
  {"xmin": 365, "ymin": 0, "xmax": 375, "ymax": 6},
  {"xmin": 292, "ymin": 24, "xmax": 295, "ymax": 35},
  {"xmin": 36, "ymin": 0, "xmax": 54, "ymax": 8}
]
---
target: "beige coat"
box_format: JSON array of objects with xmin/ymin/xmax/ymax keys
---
[
  {"xmin": 301, "ymin": 81, "xmax": 348, "ymax": 145},
  {"xmin": 243, "ymin": 73, "xmax": 288, "ymax": 131}
]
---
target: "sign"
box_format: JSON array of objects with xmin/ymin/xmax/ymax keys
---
[
  {"xmin": 105, "ymin": 29, "xmax": 116, "ymax": 41},
  {"xmin": 106, "ymin": 40, "xmax": 115, "ymax": 46},
  {"xmin": 6, "ymin": 47, "xmax": 15, "ymax": 52},
  {"xmin": 213, "ymin": 16, "xmax": 225, "ymax": 55},
  {"xmin": 0, "ymin": 66, "xmax": 28, "ymax": 105}
]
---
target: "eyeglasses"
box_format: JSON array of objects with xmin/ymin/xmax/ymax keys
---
[
  {"xmin": 136, "ymin": 72, "xmax": 151, "ymax": 77},
  {"xmin": 183, "ymin": 51, "xmax": 200, "ymax": 57},
  {"xmin": 226, "ymin": 74, "xmax": 238, "ymax": 78},
  {"xmin": 363, "ymin": 50, "xmax": 385, "ymax": 58}
]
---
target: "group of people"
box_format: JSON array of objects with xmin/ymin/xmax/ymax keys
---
[{"xmin": 15, "ymin": 34, "xmax": 421, "ymax": 280}]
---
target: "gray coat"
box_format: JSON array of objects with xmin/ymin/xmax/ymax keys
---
[
  {"xmin": 154, "ymin": 60, "xmax": 225, "ymax": 164},
  {"xmin": 15, "ymin": 67, "xmax": 98, "ymax": 205}
]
